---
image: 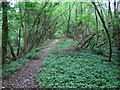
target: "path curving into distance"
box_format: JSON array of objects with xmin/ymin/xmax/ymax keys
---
[{"xmin": 2, "ymin": 39, "xmax": 60, "ymax": 88}]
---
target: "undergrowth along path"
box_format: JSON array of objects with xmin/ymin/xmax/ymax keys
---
[{"xmin": 2, "ymin": 39, "xmax": 60, "ymax": 88}]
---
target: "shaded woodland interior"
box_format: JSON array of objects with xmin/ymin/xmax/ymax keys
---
[{"xmin": 1, "ymin": 1, "xmax": 120, "ymax": 88}]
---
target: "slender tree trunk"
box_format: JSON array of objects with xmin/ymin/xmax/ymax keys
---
[
  {"xmin": 95, "ymin": 9, "xmax": 99, "ymax": 46},
  {"xmin": 113, "ymin": 0, "xmax": 120, "ymax": 50},
  {"xmin": 81, "ymin": 2, "xmax": 83, "ymax": 13},
  {"xmin": 108, "ymin": 0, "xmax": 112, "ymax": 19},
  {"xmin": 67, "ymin": 4, "xmax": 71, "ymax": 34},
  {"xmin": 92, "ymin": 2, "xmax": 112, "ymax": 61},
  {"xmin": 23, "ymin": 2, "xmax": 28, "ymax": 54},
  {"xmin": 95, "ymin": 10, "xmax": 98, "ymax": 30},
  {"xmin": 117, "ymin": 1, "xmax": 120, "ymax": 51},
  {"xmin": 2, "ymin": 2, "xmax": 8, "ymax": 64},
  {"xmin": 17, "ymin": 29, "xmax": 21, "ymax": 56},
  {"xmin": 8, "ymin": 42, "xmax": 16, "ymax": 61},
  {"xmin": 117, "ymin": 3, "xmax": 120, "ymax": 50},
  {"xmin": 114, "ymin": 0, "xmax": 117, "ymax": 15}
]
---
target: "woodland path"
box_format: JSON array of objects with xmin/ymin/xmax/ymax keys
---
[{"xmin": 2, "ymin": 39, "xmax": 60, "ymax": 88}]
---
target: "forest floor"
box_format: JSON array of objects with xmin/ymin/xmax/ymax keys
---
[
  {"xmin": 2, "ymin": 39, "xmax": 120, "ymax": 88},
  {"xmin": 2, "ymin": 39, "xmax": 60, "ymax": 88},
  {"xmin": 36, "ymin": 39, "xmax": 120, "ymax": 88}
]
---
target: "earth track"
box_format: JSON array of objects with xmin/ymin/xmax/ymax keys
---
[{"xmin": 2, "ymin": 39, "xmax": 60, "ymax": 88}]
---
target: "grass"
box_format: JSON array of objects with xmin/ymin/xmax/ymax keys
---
[
  {"xmin": 36, "ymin": 39, "xmax": 120, "ymax": 88},
  {"xmin": 2, "ymin": 39, "xmax": 54, "ymax": 78}
]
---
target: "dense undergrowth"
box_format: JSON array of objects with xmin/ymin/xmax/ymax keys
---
[
  {"xmin": 36, "ymin": 39, "xmax": 120, "ymax": 88},
  {"xmin": 2, "ymin": 39, "xmax": 54, "ymax": 78}
]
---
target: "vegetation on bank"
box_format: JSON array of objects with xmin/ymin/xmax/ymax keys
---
[
  {"xmin": 1, "ymin": 1, "xmax": 120, "ymax": 88},
  {"xmin": 36, "ymin": 39, "xmax": 120, "ymax": 88},
  {"xmin": 2, "ymin": 39, "xmax": 53, "ymax": 78}
]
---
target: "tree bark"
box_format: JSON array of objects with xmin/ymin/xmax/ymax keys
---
[
  {"xmin": 2, "ymin": 2, "xmax": 8, "ymax": 64},
  {"xmin": 117, "ymin": 2, "xmax": 120, "ymax": 50},
  {"xmin": 114, "ymin": 0, "xmax": 117, "ymax": 15},
  {"xmin": 8, "ymin": 42, "xmax": 16, "ymax": 61},
  {"xmin": 67, "ymin": 4, "xmax": 71, "ymax": 33},
  {"xmin": 17, "ymin": 29, "xmax": 21, "ymax": 56},
  {"xmin": 108, "ymin": 0, "xmax": 112, "ymax": 19},
  {"xmin": 23, "ymin": 2, "xmax": 28, "ymax": 54}
]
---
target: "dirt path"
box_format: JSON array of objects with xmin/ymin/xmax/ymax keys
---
[{"xmin": 2, "ymin": 39, "xmax": 60, "ymax": 88}]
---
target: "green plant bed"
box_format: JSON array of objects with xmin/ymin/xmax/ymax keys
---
[
  {"xmin": 24, "ymin": 39, "xmax": 55, "ymax": 60},
  {"xmin": 25, "ymin": 52, "xmax": 39, "ymax": 59},
  {"xmin": 2, "ymin": 58, "xmax": 29, "ymax": 78},
  {"xmin": 2, "ymin": 39, "xmax": 54, "ymax": 78},
  {"xmin": 36, "ymin": 39, "xmax": 120, "ymax": 88}
]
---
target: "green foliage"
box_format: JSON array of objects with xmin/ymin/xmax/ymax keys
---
[
  {"xmin": 52, "ymin": 39, "xmax": 74, "ymax": 51},
  {"xmin": 2, "ymin": 43, "xmax": 41, "ymax": 78},
  {"xmin": 25, "ymin": 53, "xmax": 39, "ymax": 59},
  {"xmin": 36, "ymin": 40, "xmax": 120, "ymax": 88},
  {"xmin": 2, "ymin": 58, "xmax": 29, "ymax": 78},
  {"xmin": 2, "ymin": 39, "xmax": 54, "ymax": 78},
  {"xmin": 24, "ymin": 39, "xmax": 54, "ymax": 60},
  {"xmin": 25, "ymin": 47, "xmax": 40, "ymax": 59},
  {"xmin": 2, "ymin": 2, "xmax": 119, "ymax": 87}
]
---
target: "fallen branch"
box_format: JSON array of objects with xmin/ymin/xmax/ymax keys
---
[
  {"xmin": 96, "ymin": 31, "xmax": 120, "ymax": 48},
  {"xmin": 97, "ymin": 40, "xmax": 108, "ymax": 48},
  {"xmin": 80, "ymin": 33, "xmax": 96, "ymax": 48}
]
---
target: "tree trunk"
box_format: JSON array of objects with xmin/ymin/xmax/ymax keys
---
[
  {"xmin": 95, "ymin": 9, "xmax": 99, "ymax": 46},
  {"xmin": 17, "ymin": 29, "xmax": 21, "ymax": 56},
  {"xmin": 92, "ymin": 2, "xmax": 112, "ymax": 61},
  {"xmin": 67, "ymin": 4, "xmax": 71, "ymax": 34},
  {"xmin": 114, "ymin": 0, "xmax": 117, "ymax": 15},
  {"xmin": 8, "ymin": 42, "xmax": 16, "ymax": 61},
  {"xmin": 2, "ymin": 2, "xmax": 8, "ymax": 64},
  {"xmin": 115, "ymin": 1, "xmax": 120, "ymax": 50},
  {"xmin": 23, "ymin": 2, "xmax": 28, "ymax": 54},
  {"xmin": 108, "ymin": 0, "xmax": 112, "ymax": 19},
  {"xmin": 113, "ymin": 1, "xmax": 120, "ymax": 50}
]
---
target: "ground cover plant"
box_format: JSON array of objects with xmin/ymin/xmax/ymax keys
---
[
  {"xmin": 36, "ymin": 40, "xmax": 120, "ymax": 88},
  {"xmin": 2, "ymin": 39, "xmax": 53, "ymax": 78},
  {"xmin": 1, "ymin": 1, "xmax": 120, "ymax": 88},
  {"xmin": 2, "ymin": 58, "xmax": 28, "ymax": 78}
]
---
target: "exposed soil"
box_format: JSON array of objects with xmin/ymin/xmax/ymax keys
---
[{"xmin": 2, "ymin": 39, "xmax": 60, "ymax": 88}]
